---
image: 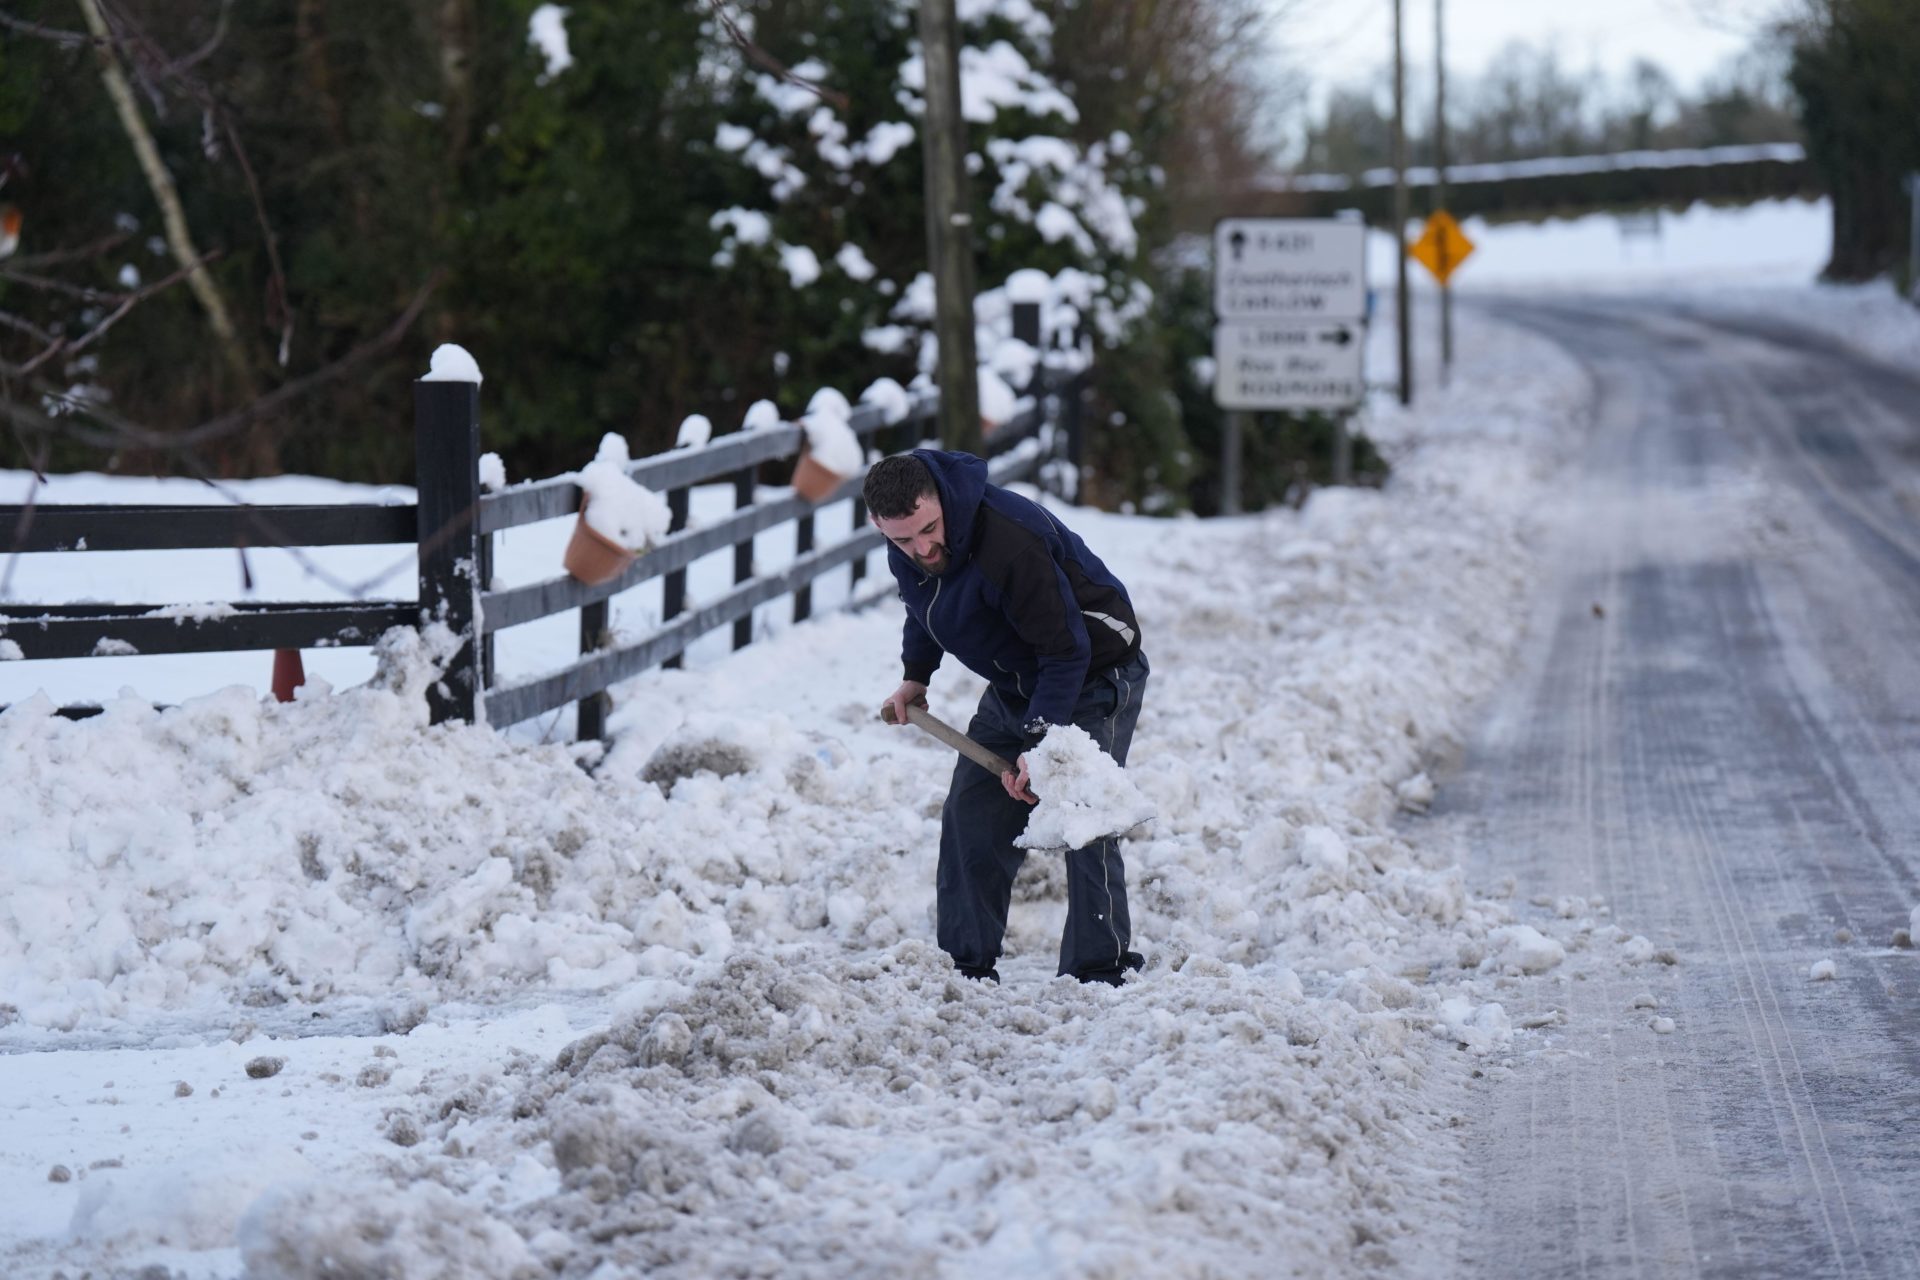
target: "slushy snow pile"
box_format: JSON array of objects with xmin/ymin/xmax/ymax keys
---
[
  {"xmin": 577, "ymin": 433, "xmax": 671, "ymax": 552},
  {"xmin": 1015, "ymin": 723, "xmax": 1156, "ymax": 851},
  {"xmin": 5, "ymin": 306, "xmax": 1611, "ymax": 1278}
]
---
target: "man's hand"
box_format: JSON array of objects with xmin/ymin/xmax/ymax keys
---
[
  {"xmin": 881, "ymin": 681, "xmax": 929, "ymax": 727},
  {"xmin": 1001, "ymin": 753, "xmax": 1036, "ymax": 805}
]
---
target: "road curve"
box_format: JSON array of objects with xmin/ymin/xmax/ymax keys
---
[{"xmin": 1433, "ymin": 296, "xmax": 1920, "ymax": 1280}]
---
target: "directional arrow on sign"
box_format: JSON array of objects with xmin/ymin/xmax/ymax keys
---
[{"xmin": 1212, "ymin": 320, "xmax": 1366, "ymax": 411}]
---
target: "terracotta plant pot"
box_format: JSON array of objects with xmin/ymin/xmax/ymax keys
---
[
  {"xmin": 791, "ymin": 450, "xmax": 847, "ymax": 504},
  {"xmin": 562, "ymin": 500, "xmax": 638, "ymax": 586}
]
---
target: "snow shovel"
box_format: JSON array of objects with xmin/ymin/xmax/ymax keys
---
[
  {"xmin": 880, "ymin": 701, "xmax": 1015, "ymax": 778},
  {"xmin": 879, "ymin": 701, "xmax": 1156, "ymax": 851}
]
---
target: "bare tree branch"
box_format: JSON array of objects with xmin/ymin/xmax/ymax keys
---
[
  {"xmin": 0, "ymin": 309, "xmax": 59, "ymax": 346},
  {"xmin": 3, "ymin": 270, "xmax": 444, "ymax": 456},
  {"xmin": 94, "ymin": 0, "xmax": 295, "ymax": 365},
  {"xmin": 703, "ymin": 0, "xmax": 851, "ymax": 113},
  {"xmin": 0, "ymin": 9, "xmax": 99, "ymax": 48},
  {"xmin": 75, "ymin": 0, "xmax": 253, "ymax": 391},
  {"xmin": 2, "ymin": 271, "xmax": 445, "ymax": 600},
  {"xmin": 13, "ymin": 253, "xmax": 215, "ymax": 376},
  {"xmin": 160, "ymin": 0, "xmax": 232, "ymax": 76},
  {"xmin": 0, "ymin": 263, "xmax": 131, "ymax": 302},
  {"xmin": 5, "ymin": 229, "xmax": 134, "ymax": 271}
]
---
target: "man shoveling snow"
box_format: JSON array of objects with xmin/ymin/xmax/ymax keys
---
[{"xmin": 868, "ymin": 451, "xmax": 1151, "ymax": 987}]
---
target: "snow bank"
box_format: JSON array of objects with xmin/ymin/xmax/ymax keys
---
[
  {"xmin": 480, "ymin": 943, "xmax": 1465, "ymax": 1277},
  {"xmin": 70, "ymin": 1146, "xmax": 317, "ymax": 1251},
  {"xmin": 239, "ymin": 1180, "xmax": 539, "ymax": 1279},
  {"xmin": 3, "ymin": 305, "xmax": 1600, "ymax": 1275}
]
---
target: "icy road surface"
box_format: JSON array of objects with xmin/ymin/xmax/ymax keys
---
[{"xmin": 1431, "ymin": 297, "xmax": 1920, "ymax": 1278}]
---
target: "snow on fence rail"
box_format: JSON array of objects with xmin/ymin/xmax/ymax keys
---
[
  {"xmin": 470, "ymin": 375, "xmax": 1081, "ymax": 737},
  {"xmin": 0, "ymin": 362, "xmax": 1087, "ymax": 741}
]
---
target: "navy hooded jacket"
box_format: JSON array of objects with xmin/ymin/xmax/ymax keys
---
[{"xmin": 886, "ymin": 449, "xmax": 1142, "ymax": 737}]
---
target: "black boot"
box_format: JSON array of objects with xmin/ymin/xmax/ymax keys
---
[
  {"xmin": 1076, "ymin": 951, "xmax": 1145, "ymax": 987},
  {"xmin": 957, "ymin": 964, "xmax": 1001, "ymax": 984}
]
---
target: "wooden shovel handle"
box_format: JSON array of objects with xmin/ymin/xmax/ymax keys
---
[{"xmin": 882, "ymin": 702, "xmax": 1016, "ymax": 777}]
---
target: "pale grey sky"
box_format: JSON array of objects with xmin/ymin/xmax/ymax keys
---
[{"xmin": 1278, "ymin": 0, "xmax": 1786, "ymax": 102}]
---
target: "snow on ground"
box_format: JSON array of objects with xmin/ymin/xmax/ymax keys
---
[
  {"xmin": 1, "ymin": 301, "xmax": 1602, "ymax": 1278},
  {"xmin": 1367, "ymin": 196, "xmax": 1918, "ymax": 374},
  {"xmin": 6, "ymin": 190, "xmax": 1909, "ymax": 1274}
]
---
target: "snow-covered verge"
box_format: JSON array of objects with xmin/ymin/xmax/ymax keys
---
[
  {"xmin": 1670, "ymin": 277, "xmax": 1920, "ymax": 372},
  {"xmin": 3, "ymin": 306, "xmax": 1596, "ymax": 1277}
]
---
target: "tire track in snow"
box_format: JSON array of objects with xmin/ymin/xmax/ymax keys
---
[
  {"xmin": 1638, "ymin": 560, "xmax": 1859, "ymax": 1274},
  {"xmin": 1436, "ymin": 296, "xmax": 1920, "ymax": 1279}
]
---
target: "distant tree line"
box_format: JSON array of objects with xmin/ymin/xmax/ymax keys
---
[
  {"xmin": 0, "ymin": 0, "xmax": 1282, "ymax": 511},
  {"xmin": 1297, "ymin": 42, "xmax": 1802, "ymax": 177},
  {"xmin": 1295, "ymin": 10, "xmax": 1920, "ymax": 287}
]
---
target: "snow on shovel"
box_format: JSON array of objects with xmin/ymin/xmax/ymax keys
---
[{"xmin": 881, "ymin": 703, "xmax": 1155, "ymax": 851}]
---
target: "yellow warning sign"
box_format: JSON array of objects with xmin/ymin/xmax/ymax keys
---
[{"xmin": 1410, "ymin": 210, "xmax": 1475, "ymax": 286}]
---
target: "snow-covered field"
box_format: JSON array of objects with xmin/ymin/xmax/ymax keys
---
[
  {"xmin": 1375, "ymin": 195, "xmax": 1835, "ymax": 291},
  {"xmin": 1378, "ymin": 196, "xmax": 1920, "ymax": 370},
  {"xmin": 4, "ymin": 194, "xmax": 1914, "ymax": 1276}
]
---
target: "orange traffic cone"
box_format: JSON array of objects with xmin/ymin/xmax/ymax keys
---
[{"xmin": 271, "ymin": 648, "xmax": 306, "ymax": 703}]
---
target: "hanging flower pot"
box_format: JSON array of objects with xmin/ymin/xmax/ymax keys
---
[
  {"xmin": 794, "ymin": 395, "xmax": 862, "ymax": 503},
  {"xmin": 562, "ymin": 436, "xmax": 671, "ymax": 586},
  {"xmin": 562, "ymin": 498, "xmax": 638, "ymax": 586},
  {"xmin": 792, "ymin": 449, "xmax": 847, "ymax": 503}
]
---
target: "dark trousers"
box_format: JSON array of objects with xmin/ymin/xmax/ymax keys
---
[{"xmin": 935, "ymin": 651, "xmax": 1149, "ymax": 979}]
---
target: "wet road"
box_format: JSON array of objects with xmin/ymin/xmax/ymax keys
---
[{"xmin": 1436, "ymin": 298, "xmax": 1920, "ymax": 1279}]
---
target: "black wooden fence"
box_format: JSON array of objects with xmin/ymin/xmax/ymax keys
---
[{"xmin": 2, "ymin": 331, "xmax": 1086, "ymax": 741}]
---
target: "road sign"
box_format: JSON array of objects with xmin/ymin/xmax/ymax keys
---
[
  {"xmin": 1410, "ymin": 210, "xmax": 1475, "ymax": 286},
  {"xmin": 1212, "ymin": 320, "xmax": 1365, "ymax": 411},
  {"xmin": 1214, "ymin": 218, "xmax": 1367, "ymax": 320}
]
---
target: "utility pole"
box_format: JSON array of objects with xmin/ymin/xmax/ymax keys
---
[
  {"xmin": 1435, "ymin": 0, "xmax": 1452, "ymax": 387},
  {"xmin": 1392, "ymin": 0, "xmax": 1412, "ymax": 407},
  {"xmin": 1908, "ymin": 173, "xmax": 1920, "ymax": 302},
  {"xmin": 918, "ymin": 0, "xmax": 981, "ymax": 452}
]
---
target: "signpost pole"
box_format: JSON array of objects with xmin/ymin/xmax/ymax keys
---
[
  {"xmin": 1392, "ymin": 0, "xmax": 1412, "ymax": 407},
  {"xmin": 1907, "ymin": 172, "xmax": 1920, "ymax": 302},
  {"xmin": 1435, "ymin": 0, "xmax": 1452, "ymax": 388},
  {"xmin": 1221, "ymin": 412, "xmax": 1244, "ymax": 516}
]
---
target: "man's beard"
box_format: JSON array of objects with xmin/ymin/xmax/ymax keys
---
[{"xmin": 915, "ymin": 547, "xmax": 948, "ymax": 573}]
